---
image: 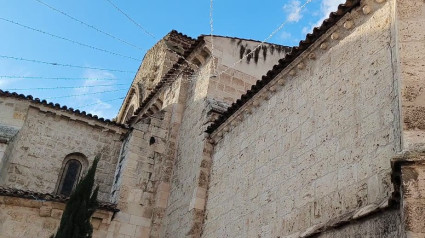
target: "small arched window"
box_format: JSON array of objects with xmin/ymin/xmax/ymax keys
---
[{"xmin": 57, "ymin": 153, "xmax": 87, "ymax": 196}]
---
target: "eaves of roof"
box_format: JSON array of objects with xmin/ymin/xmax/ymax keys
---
[{"xmin": 0, "ymin": 90, "xmax": 127, "ymax": 129}]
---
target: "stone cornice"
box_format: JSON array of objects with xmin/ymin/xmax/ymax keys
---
[{"xmin": 0, "ymin": 186, "xmax": 119, "ymax": 212}]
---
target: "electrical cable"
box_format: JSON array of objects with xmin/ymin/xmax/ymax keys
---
[
  {"xmin": 0, "ymin": 75, "xmax": 118, "ymax": 81},
  {"xmin": 33, "ymin": 0, "xmax": 145, "ymax": 52},
  {"xmin": 216, "ymin": 0, "xmax": 313, "ymax": 77},
  {"xmin": 0, "ymin": 17, "xmax": 141, "ymax": 61},
  {"xmin": 104, "ymin": 0, "xmax": 156, "ymax": 39},
  {"xmin": 45, "ymin": 88, "xmax": 127, "ymax": 99},
  {"xmin": 0, "ymin": 55, "xmax": 134, "ymax": 73},
  {"xmin": 77, "ymin": 97, "xmax": 125, "ymax": 108},
  {"xmin": 4, "ymin": 83, "xmax": 126, "ymax": 91}
]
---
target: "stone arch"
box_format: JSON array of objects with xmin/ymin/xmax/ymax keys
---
[
  {"xmin": 120, "ymin": 85, "xmax": 143, "ymax": 123},
  {"xmin": 124, "ymin": 104, "xmax": 135, "ymax": 123}
]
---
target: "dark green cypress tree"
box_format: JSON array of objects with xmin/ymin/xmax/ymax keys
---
[{"xmin": 52, "ymin": 155, "xmax": 100, "ymax": 238}]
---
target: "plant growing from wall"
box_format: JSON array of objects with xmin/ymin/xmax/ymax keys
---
[{"xmin": 51, "ymin": 155, "xmax": 100, "ymax": 238}]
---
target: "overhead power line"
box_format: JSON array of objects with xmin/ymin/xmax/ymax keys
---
[
  {"xmin": 45, "ymin": 88, "xmax": 128, "ymax": 99},
  {"xmin": 216, "ymin": 0, "xmax": 313, "ymax": 77},
  {"xmin": 78, "ymin": 97, "xmax": 125, "ymax": 108},
  {"xmin": 0, "ymin": 55, "xmax": 134, "ymax": 73},
  {"xmin": 102, "ymin": 0, "xmax": 202, "ymax": 71},
  {"xmin": 4, "ymin": 83, "xmax": 126, "ymax": 91},
  {"xmin": 33, "ymin": 0, "xmax": 145, "ymax": 52},
  {"xmin": 0, "ymin": 75, "xmax": 119, "ymax": 81},
  {"xmin": 104, "ymin": 0, "xmax": 156, "ymax": 39},
  {"xmin": 209, "ymin": 0, "xmax": 215, "ymax": 75},
  {"xmin": 0, "ymin": 17, "xmax": 140, "ymax": 61}
]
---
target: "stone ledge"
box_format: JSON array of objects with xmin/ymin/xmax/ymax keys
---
[
  {"xmin": 0, "ymin": 186, "xmax": 119, "ymax": 212},
  {"xmin": 298, "ymin": 199, "xmax": 395, "ymax": 238},
  {"xmin": 0, "ymin": 195, "xmax": 114, "ymax": 227}
]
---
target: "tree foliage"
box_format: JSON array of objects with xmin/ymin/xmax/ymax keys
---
[{"xmin": 51, "ymin": 155, "xmax": 100, "ymax": 238}]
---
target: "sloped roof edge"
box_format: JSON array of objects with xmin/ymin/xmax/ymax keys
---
[
  {"xmin": 129, "ymin": 34, "xmax": 206, "ymax": 123},
  {"xmin": 0, "ymin": 90, "xmax": 127, "ymax": 129},
  {"xmin": 206, "ymin": 0, "xmax": 361, "ymax": 134},
  {"xmin": 116, "ymin": 30, "xmax": 196, "ymax": 119}
]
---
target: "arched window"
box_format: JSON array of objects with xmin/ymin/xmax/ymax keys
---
[{"xmin": 56, "ymin": 153, "xmax": 87, "ymax": 196}]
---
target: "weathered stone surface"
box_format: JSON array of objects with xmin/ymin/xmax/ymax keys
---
[
  {"xmin": 0, "ymin": 103, "xmax": 125, "ymax": 202},
  {"xmin": 1, "ymin": 0, "xmax": 425, "ymax": 237},
  {"xmin": 204, "ymin": 0, "xmax": 402, "ymax": 237},
  {"xmin": 314, "ymin": 209, "xmax": 402, "ymax": 238}
]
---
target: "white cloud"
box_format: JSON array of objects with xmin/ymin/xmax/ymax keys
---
[
  {"xmin": 0, "ymin": 64, "xmax": 31, "ymax": 90},
  {"xmin": 72, "ymin": 69, "xmax": 121, "ymax": 119},
  {"xmin": 280, "ymin": 31, "xmax": 292, "ymax": 40},
  {"xmin": 75, "ymin": 69, "xmax": 117, "ymax": 94},
  {"xmin": 0, "ymin": 79, "xmax": 13, "ymax": 88},
  {"xmin": 302, "ymin": 26, "xmax": 310, "ymax": 35},
  {"xmin": 320, "ymin": 0, "xmax": 345, "ymax": 20},
  {"xmin": 302, "ymin": 0, "xmax": 345, "ymax": 35},
  {"xmin": 283, "ymin": 0, "xmax": 303, "ymax": 23},
  {"xmin": 84, "ymin": 98, "xmax": 114, "ymax": 119}
]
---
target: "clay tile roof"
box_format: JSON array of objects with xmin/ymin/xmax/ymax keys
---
[
  {"xmin": 205, "ymin": 0, "xmax": 360, "ymax": 134},
  {"xmin": 0, "ymin": 186, "xmax": 119, "ymax": 212},
  {"xmin": 168, "ymin": 30, "xmax": 197, "ymax": 51},
  {"xmin": 0, "ymin": 90, "xmax": 128, "ymax": 129}
]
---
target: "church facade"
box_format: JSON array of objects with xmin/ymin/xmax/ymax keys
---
[{"xmin": 1, "ymin": 0, "xmax": 425, "ymax": 237}]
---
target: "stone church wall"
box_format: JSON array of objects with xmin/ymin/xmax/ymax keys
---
[
  {"xmin": 0, "ymin": 98, "xmax": 126, "ymax": 202},
  {"xmin": 205, "ymin": 0, "xmax": 401, "ymax": 237},
  {"xmin": 0, "ymin": 196, "xmax": 114, "ymax": 238},
  {"xmin": 313, "ymin": 209, "xmax": 402, "ymax": 238},
  {"xmin": 206, "ymin": 37, "xmax": 290, "ymax": 105},
  {"xmin": 161, "ymin": 58, "xmax": 213, "ymax": 237},
  {"xmin": 0, "ymin": 98, "xmax": 30, "ymax": 170},
  {"xmin": 397, "ymin": 0, "xmax": 425, "ymax": 152}
]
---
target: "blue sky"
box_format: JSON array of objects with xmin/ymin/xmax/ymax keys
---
[{"xmin": 0, "ymin": 0, "xmax": 344, "ymax": 119}]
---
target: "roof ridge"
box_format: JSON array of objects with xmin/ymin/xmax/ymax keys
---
[{"xmin": 169, "ymin": 29, "xmax": 197, "ymax": 42}]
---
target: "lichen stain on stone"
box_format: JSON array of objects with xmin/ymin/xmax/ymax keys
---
[{"xmin": 404, "ymin": 106, "xmax": 425, "ymax": 130}]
